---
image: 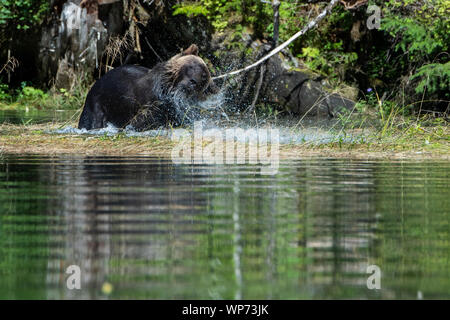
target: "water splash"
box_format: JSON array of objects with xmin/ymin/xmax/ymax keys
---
[
  {"xmin": 52, "ymin": 84, "xmax": 361, "ymax": 145},
  {"xmin": 52, "ymin": 120, "xmax": 358, "ymax": 145}
]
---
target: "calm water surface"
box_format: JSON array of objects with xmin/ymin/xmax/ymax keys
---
[
  {"xmin": 0, "ymin": 155, "xmax": 448, "ymax": 299},
  {"xmin": 0, "ymin": 109, "xmax": 73, "ymax": 125}
]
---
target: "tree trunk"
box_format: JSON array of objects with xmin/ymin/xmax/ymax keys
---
[{"xmin": 272, "ymin": 0, "xmax": 280, "ymax": 47}]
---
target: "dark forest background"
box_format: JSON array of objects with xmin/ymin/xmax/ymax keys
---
[{"xmin": 0, "ymin": 0, "xmax": 448, "ymax": 117}]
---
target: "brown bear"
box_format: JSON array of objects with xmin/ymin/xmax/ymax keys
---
[{"xmin": 78, "ymin": 44, "xmax": 219, "ymax": 131}]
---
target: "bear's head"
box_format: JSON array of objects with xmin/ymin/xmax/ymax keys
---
[{"xmin": 166, "ymin": 44, "xmax": 219, "ymax": 100}]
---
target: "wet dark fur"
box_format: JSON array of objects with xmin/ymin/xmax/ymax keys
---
[{"xmin": 78, "ymin": 44, "xmax": 218, "ymax": 131}]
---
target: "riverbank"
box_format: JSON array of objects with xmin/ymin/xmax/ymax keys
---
[{"xmin": 1, "ymin": 122, "xmax": 448, "ymax": 160}]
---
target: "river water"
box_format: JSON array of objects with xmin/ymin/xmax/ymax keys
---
[{"xmin": 0, "ymin": 155, "xmax": 448, "ymax": 299}]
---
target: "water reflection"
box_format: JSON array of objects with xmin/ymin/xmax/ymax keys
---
[
  {"xmin": 0, "ymin": 156, "xmax": 448, "ymax": 299},
  {"xmin": 0, "ymin": 109, "xmax": 73, "ymax": 125}
]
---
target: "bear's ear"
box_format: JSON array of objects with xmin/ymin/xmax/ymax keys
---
[{"xmin": 182, "ymin": 44, "xmax": 199, "ymax": 56}]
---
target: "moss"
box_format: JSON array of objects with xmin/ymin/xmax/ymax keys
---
[{"xmin": 288, "ymin": 66, "xmax": 320, "ymax": 78}]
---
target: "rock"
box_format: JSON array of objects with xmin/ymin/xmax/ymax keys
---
[
  {"xmin": 326, "ymin": 92, "xmax": 356, "ymax": 116},
  {"xmin": 336, "ymin": 84, "xmax": 359, "ymax": 101},
  {"xmin": 261, "ymin": 51, "xmax": 356, "ymax": 117},
  {"xmin": 289, "ymin": 80, "xmax": 356, "ymax": 118},
  {"xmin": 210, "ymin": 32, "xmax": 356, "ymax": 118},
  {"xmin": 38, "ymin": 0, "xmax": 116, "ymax": 87},
  {"xmin": 54, "ymin": 57, "xmax": 73, "ymax": 89},
  {"xmin": 263, "ymin": 57, "xmax": 310, "ymax": 108},
  {"xmin": 138, "ymin": 0, "xmax": 214, "ymax": 67}
]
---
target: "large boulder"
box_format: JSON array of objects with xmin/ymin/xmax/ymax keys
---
[
  {"xmin": 211, "ymin": 34, "xmax": 356, "ymax": 118},
  {"xmin": 264, "ymin": 57, "xmax": 356, "ymax": 117},
  {"xmin": 38, "ymin": 0, "xmax": 121, "ymax": 87}
]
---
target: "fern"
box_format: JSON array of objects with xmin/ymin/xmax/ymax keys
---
[
  {"xmin": 411, "ymin": 62, "xmax": 450, "ymax": 96},
  {"xmin": 382, "ymin": 17, "xmax": 444, "ymax": 59},
  {"xmin": 381, "ymin": 1, "xmax": 449, "ymax": 101}
]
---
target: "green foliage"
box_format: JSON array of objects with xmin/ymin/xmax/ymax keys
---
[
  {"xmin": 300, "ymin": 43, "xmax": 358, "ymax": 81},
  {"xmin": 0, "ymin": 83, "xmax": 12, "ymax": 102},
  {"xmin": 273, "ymin": 1, "xmax": 304, "ymax": 42},
  {"xmin": 411, "ymin": 62, "xmax": 450, "ymax": 96},
  {"xmin": 284, "ymin": 4, "xmax": 358, "ymax": 82},
  {"xmin": 382, "ymin": 18, "xmax": 442, "ymax": 58},
  {"xmin": 173, "ymin": 1, "xmax": 271, "ymax": 32},
  {"xmin": 17, "ymin": 83, "xmax": 48, "ymax": 103},
  {"xmin": 172, "ymin": 3, "xmax": 209, "ymax": 18},
  {"xmin": 379, "ymin": 0, "xmax": 449, "ymax": 98},
  {"xmin": 0, "ymin": 0, "xmax": 48, "ymax": 30},
  {"xmin": 0, "ymin": 81, "xmax": 87, "ymax": 111}
]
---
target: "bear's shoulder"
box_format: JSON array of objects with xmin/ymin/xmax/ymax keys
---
[{"xmin": 108, "ymin": 65, "xmax": 150, "ymax": 78}]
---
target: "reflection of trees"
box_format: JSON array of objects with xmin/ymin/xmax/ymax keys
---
[
  {"xmin": 372, "ymin": 161, "xmax": 450, "ymax": 299},
  {"xmin": 211, "ymin": 159, "xmax": 380, "ymax": 299},
  {"xmin": 1, "ymin": 157, "xmax": 448, "ymax": 299},
  {"xmin": 0, "ymin": 157, "xmax": 51, "ymax": 299},
  {"xmin": 43, "ymin": 157, "xmax": 211, "ymax": 299},
  {"xmin": 202, "ymin": 160, "xmax": 379, "ymax": 299},
  {"xmin": 35, "ymin": 158, "xmax": 383, "ymax": 299},
  {"xmin": 300, "ymin": 159, "xmax": 378, "ymax": 298}
]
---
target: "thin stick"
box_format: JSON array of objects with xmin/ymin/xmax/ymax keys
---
[
  {"xmin": 247, "ymin": 64, "xmax": 266, "ymax": 114},
  {"xmin": 212, "ymin": 0, "xmax": 339, "ymax": 80},
  {"xmin": 144, "ymin": 36, "xmax": 163, "ymax": 62}
]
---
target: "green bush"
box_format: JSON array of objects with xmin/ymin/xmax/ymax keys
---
[
  {"xmin": 172, "ymin": 3, "xmax": 209, "ymax": 18},
  {"xmin": 412, "ymin": 62, "xmax": 450, "ymax": 97},
  {"xmin": 0, "ymin": 81, "xmax": 87, "ymax": 111},
  {"xmin": 0, "ymin": 83, "xmax": 12, "ymax": 102},
  {"xmin": 0, "ymin": 0, "xmax": 48, "ymax": 30},
  {"xmin": 17, "ymin": 84, "xmax": 48, "ymax": 102},
  {"xmin": 379, "ymin": 0, "xmax": 449, "ymax": 100}
]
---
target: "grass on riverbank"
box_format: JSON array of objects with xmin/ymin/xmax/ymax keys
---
[
  {"xmin": 0, "ymin": 82, "xmax": 448, "ymax": 159},
  {"xmin": 0, "ymin": 117, "xmax": 448, "ymax": 159}
]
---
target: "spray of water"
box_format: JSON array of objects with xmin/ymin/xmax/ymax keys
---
[{"xmin": 54, "ymin": 57, "xmax": 363, "ymax": 145}]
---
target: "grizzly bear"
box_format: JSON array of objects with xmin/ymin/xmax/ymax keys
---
[{"xmin": 78, "ymin": 44, "xmax": 219, "ymax": 131}]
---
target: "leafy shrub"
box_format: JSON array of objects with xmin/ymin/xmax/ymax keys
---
[
  {"xmin": 17, "ymin": 85, "xmax": 48, "ymax": 103},
  {"xmin": 380, "ymin": 0, "xmax": 449, "ymax": 100},
  {"xmin": 0, "ymin": 83, "xmax": 12, "ymax": 102},
  {"xmin": 411, "ymin": 62, "xmax": 450, "ymax": 97},
  {"xmin": 0, "ymin": 80, "xmax": 86, "ymax": 110},
  {"xmin": 173, "ymin": 4, "xmax": 209, "ymax": 18},
  {"xmin": 0, "ymin": 0, "xmax": 48, "ymax": 30}
]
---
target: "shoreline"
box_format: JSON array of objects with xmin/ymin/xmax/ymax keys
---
[{"xmin": 0, "ymin": 123, "xmax": 448, "ymax": 160}]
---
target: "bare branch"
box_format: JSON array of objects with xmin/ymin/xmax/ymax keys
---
[
  {"xmin": 213, "ymin": 0, "xmax": 340, "ymax": 80},
  {"xmin": 0, "ymin": 55, "xmax": 19, "ymax": 75}
]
